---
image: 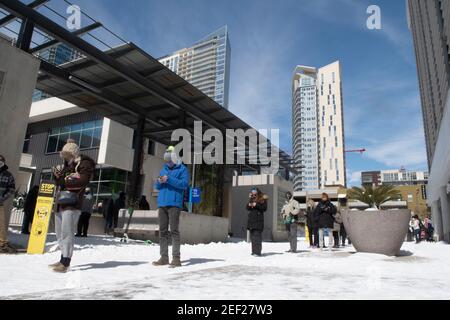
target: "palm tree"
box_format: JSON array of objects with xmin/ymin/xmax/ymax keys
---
[{"xmin": 347, "ymin": 185, "xmax": 401, "ymax": 209}]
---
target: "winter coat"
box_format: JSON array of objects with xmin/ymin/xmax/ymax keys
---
[
  {"xmin": 281, "ymin": 198, "xmax": 301, "ymax": 223},
  {"xmin": 247, "ymin": 195, "xmax": 268, "ymax": 231},
  {"xmin": 314, "ymin": 200, "xmax": 336, "ymax": 229},
  {"xmin": 155, "ymin": 161, "xmax": 189, "ymax": 209},
  {"xmin": 139, "ymin": 197, "xmax": 150, "ymax": 210},
  {"xmin": 114, "ymin": 196, "xmax": 126, "ymax": 217},
  {"xmin": 81, "ymin": 193, "xmax": 94, "ymax": 214},
  {"xmin": 409, "ymin": 218, "xmax": 420, "ymax": 231},
  {"xmin": 0, "ymin": 165, "xmax": 15, "ymax": 205},
  {"xmin": 53, "ymin": 155, "xmax": 96, "ymax": 210},
  {"xmin": 333, "ymin": 210, "xmax": 343, "ymax": 231},
  {"xmin": 306, "ymin": 206, "xmax": 318, "ymax": 228}
]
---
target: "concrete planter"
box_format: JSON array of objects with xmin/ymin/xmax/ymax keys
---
[{"xmin": 342, "ymin": 209, "xmax": 411, "ymax": 256}]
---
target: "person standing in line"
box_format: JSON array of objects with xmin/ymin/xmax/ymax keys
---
[
  {"xmin": 49, "ymin": 139, "xmax": 95, "ymax": 272},
  {"xmin": 331, "ymin": 207, "xmax": 343, "ymax": 248},
  {"xmin": 139, "ymin": 195, "xmax": 150, "ymax": 210},
  {"xmin": 409, "ymin": 215, "xmax": 422, "ymax": 243},
  {"xmin": 337, "ymin": 197, "xmax": 348, "ymax": 247},
  {"xmin": 0, "ymin": 155, "xmax": 16, "ymax": 254},
  {"xmin": 21, "ymin": 185, "xmax": 39, "ymax": 235},
  {"xmin": 246, "ymin": 187, "xmax": 268, "ymax": 257},
  {"xmin": 306, "ymin": 199, "xmax": 318, "ymax": 248},
  {"xmin": 281, "ymin": 191, "xmax": 301, "ymax": 253},
  {"xmin": 103, "ymin": 196, "xmax": 116, "ymax": 235},
  {"xmin": 152, "ymin": 146, "xmax": 189, "ymax": 268},
  {"xmin": 113, "ymin": 191, "xmax": 126, "ymax": 228},
  {"xmin": 315, "ymin": 193, "xmax": 336, "ymax": 250},
  {"xmin": 76, "ymin": 187, "xmax": 94, "ymax": 237}
]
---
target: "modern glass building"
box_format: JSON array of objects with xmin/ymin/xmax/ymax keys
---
[
  {"xmin": 292, "ymin": 62, "xmax": 346, "ymax": 191},
  {"xmin": 159, "ymin": 26, "xmax": 231, "ymax": 108},
  {"xmin": 407, "ymin": 0, "xmax": 450, "ymax": 242},
  {"xmin": 292, "ymin": 66, "xmax": 320, "ymax": 191},
  {"xmin": 32, "ymin": 43, "xmax": 83, "ymax": 102}
]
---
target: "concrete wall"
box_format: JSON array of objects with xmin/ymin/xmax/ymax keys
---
[
  {"xmin": 229, "ymin": 174, "xmax": 293, "ymax": 241},
  {"xmin": 427, "ymin": 93, "xmax": 450, "ymax": 242},
  {"xmin": 116, "ymin": 209, "xmax": 228, "ymax": 244},
  {"xmin": 97, "ymin": 118, "xmax": 134, "ymax": 172},
  {"xmin": 0, "ymin": 38, "xmax": 40, "ymax": 227}
]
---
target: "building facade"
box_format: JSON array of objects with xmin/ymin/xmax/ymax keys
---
[
  {"xmin": 396, "ymin": 184, "xmax": 429, "ymax": 218},
  {"xmin": 159, "ymin": 26, "xmax": 231, "ymax": 108},
  {"xmin": 361, "ymin": 168, "xmax": 428, "ymax": 187},
  {"xmin": 292, "ymin": 66, "xmax": 320, "ymax": 190},
  {"xmin": 20, "ymin": 98, "xmax": 166, "ymax": 210},
  {"xmin": 408, "ymin": 0, "xmax": 450, "ymax": 241},
  {"xmin": 292, "ymin": 61, "xmax": 346, "ymax": 191}
]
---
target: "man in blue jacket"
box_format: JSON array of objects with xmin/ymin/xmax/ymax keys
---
[{"xmin": 152, "ymin": 146, "xmax": 189, "ymax": 268}]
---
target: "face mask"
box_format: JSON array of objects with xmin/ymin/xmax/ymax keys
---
[{"xmin": 164, "ymin": 152, "xmax": 177, "ymax": 163}]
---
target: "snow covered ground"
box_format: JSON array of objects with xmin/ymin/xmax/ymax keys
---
[{"xmin": 1, "ymin": 230, "xmax": 449, "ymax": 300}]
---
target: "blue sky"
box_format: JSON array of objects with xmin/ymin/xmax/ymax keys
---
[{"xmin": 28, "ymin": 0, "xmax": 428, "ymax": 186}]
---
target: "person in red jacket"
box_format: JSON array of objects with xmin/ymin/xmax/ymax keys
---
[{"xmin": 49, "ymin": 139, "xmax": 95, "ymax": 273}]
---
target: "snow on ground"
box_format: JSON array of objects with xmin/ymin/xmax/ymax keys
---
[{"xmin": 1, "ymin": 230, "xmax": 449, "ymax": 300}]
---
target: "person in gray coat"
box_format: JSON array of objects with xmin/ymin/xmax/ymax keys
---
[{"xmin": 281, "ymin": 191, "xmax": 301, "ymax": 253}]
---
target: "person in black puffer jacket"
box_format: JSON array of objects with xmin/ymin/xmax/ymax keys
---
[
  {"xmin": 314, "ymin": 192, "xmax": 336, "ymax": 249},
  {"xmin": 246, "ymin": 187, "xmax": 268, "ymax": 256}
]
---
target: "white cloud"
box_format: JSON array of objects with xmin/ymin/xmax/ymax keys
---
[
  {"xmin": 347, "ymin": 169, "xmax": 362, "ymax": 186},
  {"xmin": 364, "ymin": 130, "xmax": 427, "ymax": 168}
]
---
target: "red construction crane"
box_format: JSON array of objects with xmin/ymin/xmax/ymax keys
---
[{"xmin": 345, "ymin": 148, "xmax": 366, "ymax": 155}]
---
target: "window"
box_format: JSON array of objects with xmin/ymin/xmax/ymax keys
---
[{"xmin": 46, "ymin": 119, "xmax": 103, "ymax": 154}]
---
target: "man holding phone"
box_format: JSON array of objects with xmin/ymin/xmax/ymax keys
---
[{"xmin": 152, "ymin": 146, "xmax": 189, "ymax": 268}]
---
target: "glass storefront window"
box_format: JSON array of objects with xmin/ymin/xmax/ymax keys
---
[{"xmin": 46, "ymin": 119, "xmax": 103, "ymax": 154}]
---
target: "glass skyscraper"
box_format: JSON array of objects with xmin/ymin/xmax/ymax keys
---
[
  {"xmin": 159, "ymin": 26, "xmax": 231, "ymax": 108},
  {"xmin": 292, "ymin": 66, "xmax": 320, "ymax": 191},
  {"xmin": 292, "ymin": 62, "xmax": 346, "ymax": 191},
  {"xmin": 33, "ymin": 44, "xmax": 82, "ymax": 102}
]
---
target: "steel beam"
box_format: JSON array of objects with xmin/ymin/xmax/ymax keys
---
[
  {"xmin": 30, "ymin": 22, "xmax": 102, "ymax": 53},
  {"xmin": 0, "ymin": 0, "xmax": 227, "ymax": 131},
  {"xmin": 0, "ymin": 0, "xmax": 47, "ymax": 28},
  {"xmin": 129, "ymin": 117, "xmax": 145, "ymax": 203},
  {"xmin": 16, "ymin": 17, "xmax": 33, "ymax": 51}
]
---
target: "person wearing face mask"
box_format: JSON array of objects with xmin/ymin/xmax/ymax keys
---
[
  {"xmin": 152, "ymin": 146, "xmax": 189, "ymax": 268},
  {"xmin": 49, "ymin": 139, "xmax": 95, "ymax": 272},
  {"xmin": 314, "ymin": 192, "xmax": 336, "ymax": 250},
  {"xmin": 0, "ymin": 155, "xmax": 16, "ymax": 254},
  {"xmin": 246, "ymin": 187, "xmax": 268, "ymax": 256},
  {"xmin": 281, "ymin": 191, "xmax": 301, "ymax": 253}
]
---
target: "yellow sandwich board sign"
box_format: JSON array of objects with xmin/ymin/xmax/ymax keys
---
[{"xmin": 27, "ymin": 182, "xmax": 56, "ymax": 254}]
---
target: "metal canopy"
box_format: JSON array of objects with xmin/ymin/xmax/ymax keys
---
[{"xmin": 0, "ymin": 0, "xmax": 295, "ymax": 173}]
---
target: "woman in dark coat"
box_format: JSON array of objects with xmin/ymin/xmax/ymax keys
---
[
  {"xmin": 306, "ymin": 199, "xmax": 318, "ymax": 247},
  {"xmin": 246, "ymin": 187, "xmax": 268, "ymax": 256},
  {"xmin": 314, "ymin": 192, "xmax": 336, "ymax": 249}
]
